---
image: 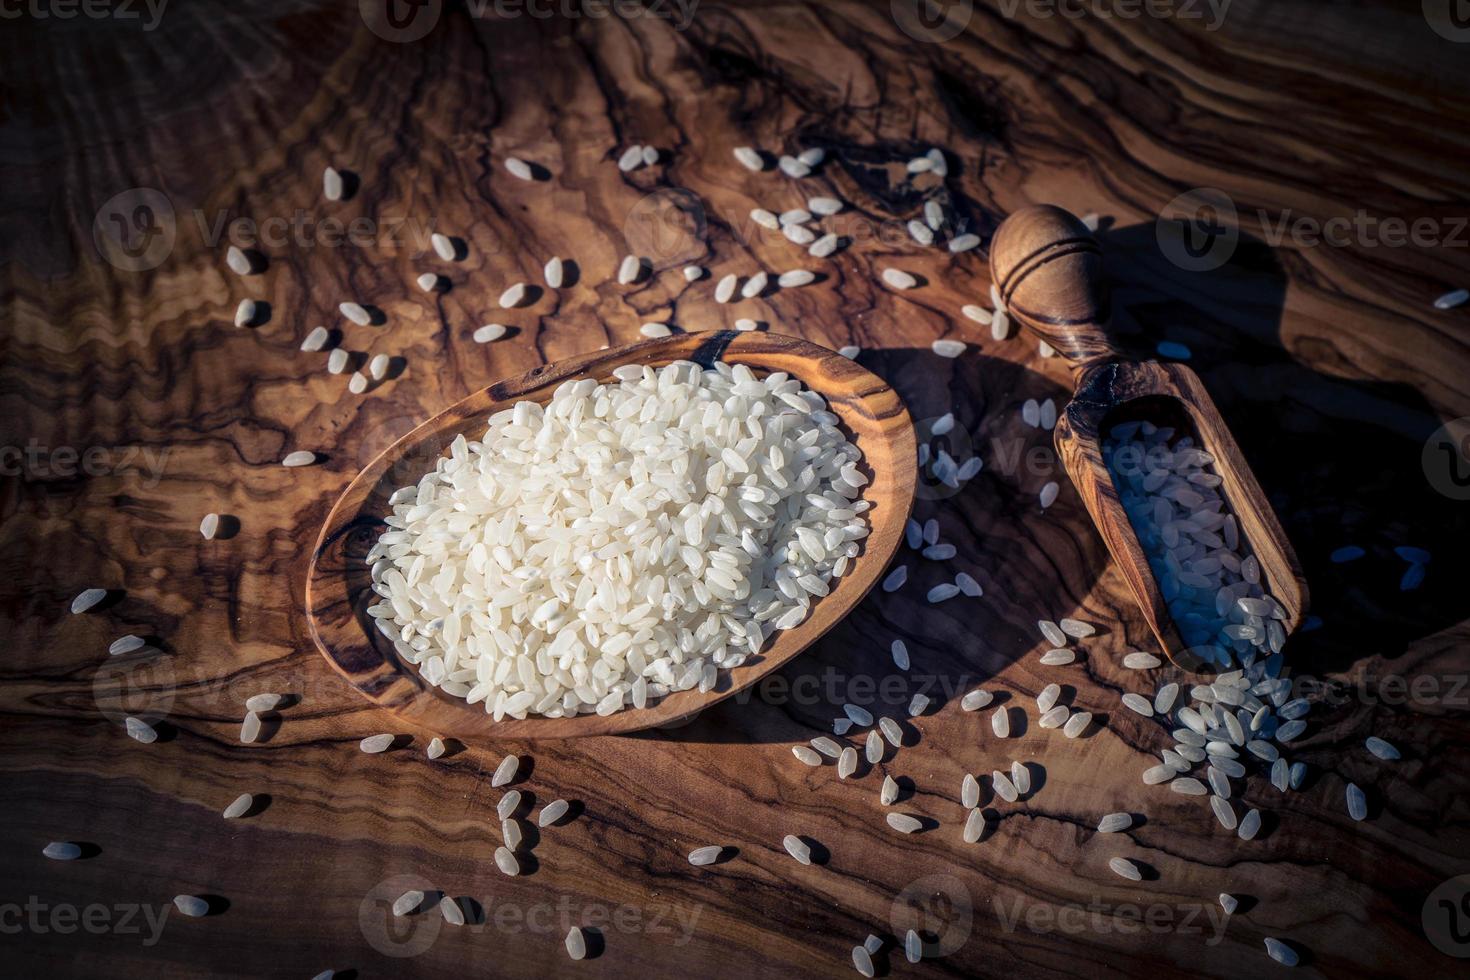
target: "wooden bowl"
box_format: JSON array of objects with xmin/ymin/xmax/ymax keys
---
[{"xmin": 305, "ymin": 331, "xmax": 916, "ymax": 739}]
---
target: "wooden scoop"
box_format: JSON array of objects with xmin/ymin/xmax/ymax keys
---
[
  {"xmin": 990, "ymin": 205, "xmax": 1307, "ymax": 669},
  {"xmin": 305, "ymin": 331, "xmax": 916, "ymax": 739}
]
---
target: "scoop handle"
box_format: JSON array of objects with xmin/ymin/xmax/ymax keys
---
[{"xmin": 990, "ymin": 205, "xmax": 1117, "ymax": 373}]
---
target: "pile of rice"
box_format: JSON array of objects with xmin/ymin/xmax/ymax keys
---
[{"xmin": 364, "ymin": 360, "xmax": 870, "ymax": 719}]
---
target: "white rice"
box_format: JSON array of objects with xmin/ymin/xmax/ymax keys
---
[
  {"xmin": 618, "ymin": 255, "xmax": 643, "ymax": 285},
  {"xmin": 565, "ymin": 927, "xmax": 587, "ymax": 960},
  {"xmin": 1433, "ymin": 288, "xmax": 1468, "ymax": 310},
  {"xmin": 43, "ymin": 842, "xmax": 82, "ymax": 860},
  {"xmin": 751, "ymin": 208, "xmax": 780, "ymax": 230},
  {"xmin": 301, "ymin": 326, "xmax": 330, "ymax": 352},
  {"xmin": 474, "ymin": 324, "xmax": 507, "ymax": 344},
  {"xmin": 1096, "ymin": 812, "xmax": 1131, "ymax": 833},
  {"xmin": 506, "ymin": 157, "xmax": 534, "ymax": 180},
  {"xmin": 1108, "ymin": 857, "xmax": 1141, "ymax": 881},
  {"xmin": 174, "ymin": 895, "xmax": 209, "ymax": 918},
  {"xmin": 1365, "ymin": 736, "xmax": 1399, "ymax": 760},
  {"xmin": 124, "ymin": 716, "xmax": 157, "ymax": 743},
  {"xmin": 963, "ymin": 808, "xmax": 986, "ymax": 844},
  {"xmin": 640, "ymin": 322, "xmax": 672, "ymax": 338},
  {"xmin": 991, "ymin": 708, "xmax": 1010, "ymax": 738},
  {"xmin": 1063, "ymin": 711, "xmax": 1092, "ymax": 738},
  {"xmin": 348, "ymin": 372, "xmax": 369, "ymax": 395},
  {"xmin": 961, "ymin": 689, "xmax": 992, "ymax": 711},
  {"xmin": 328, "ymin": 349, "xmax": 349, "ymax": 373},
  {"xmin": 792, "ymin": 745, "xmax": 823, "ymax": 766},
  {"xmin": 886, "ymin": 813, "xmax": 922, "ymax": 834},
  {"xmin": 1040, "ymin": 649, "xmax": 1075, "ymax": 666},
  {"xmin": 359, "ymin": 733, "xmax": 392, "ymax": 753},
  {"xmin": 733, "ymin": 147, "xmax": 764, "ymax": 172},
  {"xmin": 71, "ymin": 588, "xmax": 107, "ymax": 614},
  {"xmin": 809, "ymin": 233, "xmax": 840, "ymax": 258},
  {"xmin": 110, "ymin": 634, "xmax": 146, "ymax": 655},
  {"xmin": 949, "ymin": 234, "xmax": 979, "ymax": 253},
  {"xmin": 778, "ymin": 155, "xmax": 810, "ymax": 178},
  {"xmin": 882, "ymin": 566, "xmax": 907, "ymax": 592},
  {"xmin": 1346, "ymin": 782, "xmax": 1367, "ymax": 820},
  {"xmin": 245, "ymin": 693, "xmax": 282, "ymax": 712},
  {"xmin": 838, "ymin": 746, "xmax": 858, "ymax": 778},
  {"xmin": 494, "ymin": 847, "xmax": 519, "ymax": 876},
  {"xmin": 1123, "ymin": 652, "xmax": 1162, "ymax": 669},
  {"xmin": 809, "ymin": 196, "xmax": 843, "ymax": 216},
  {"xmin": 499, "ymin": 283, "xmax": 528, "ymax": 307},
  {"xmin": 282, "ymin": 451, "xmax": 316, "ymax": 467},
  {"xmin": 782, "ymin": 834, "xmax": 811, "ymax": 863},
  {"xmin": 780, "ymin": 209, "xmax": 812, "ymax": 226},
  {"xmin": 323, "ymin": 166, "xmax": 343, "ymax": 201},
  {"xmin": 234, "ymin": 299, "xmax": 257, "ymax": 328},
  {"xmin": 741, "ymin": 272, "xmax": 768, "ymax": 298},
  {"xmin": 618, "ymin": 146, "xmax": 645, "ymax": 171},
  {"xmin": 340, "ymin": 301, "xmax": 371, "ymax": 326},
  {"xmin": 492, "ymin": 755, "xmax": 519, "ymax": 786},
  {"xmin": 991, "ymin": 770, "xmax": 1018, "ymax": 802},
  {"xmin": 778, "ymin": 270, "xmax": 815, "ymax": 288},
  {"xmin": 545, "ymin": 256, "xmax": 564, "ymax": 288},
  {"xmin": 881, "ymin": 775, "xmax": 899, "ymax": 805},
  {"xmin": 1263, "ymin": 938, "xmax": 1299, "ymax": 966},
  {"xmin": 715, "ymin": 274, "xmax": 738, "ymax": 303},
  {"xmin": 222, "ymin": 793, "xmax": 253, "ymax": 819},
  {"xmin": 440, "ymin": 896, "xmax": 465, "ymax": 925},
  {"xmin": 852, "ymin": 946, "xmax": 875, "ymax": 978},
  {"xmin": 226, "ymin": 245, "xmax": 252, "ymax": 276},
  {"xmin": 865, "ymin": 729, "xmax": 884, "ymax": 763},
  {"xmin": 784, "ymin": 224, "xmax": 816, "ymax": 246},
  {"xmin": 427, "ymin": 737, "xmax": 445, "ymax": 759},
  {"xmin": 240, "ymin": 712, "xmax": 262, "ymax": 743},
  {"xmin": 365, "ymin": 362, "xmax": 868, "ymax": 719},
  {"xmin": 432, "ymin": 233, "xmax": 457, "ymax": 261},
  {"xmin": 882, "ymin": 269, "xmax": 917, "ymax": 290},
  {"xmin": 497, "ymin": 791, "xmax": 520, "ymax": 820}
]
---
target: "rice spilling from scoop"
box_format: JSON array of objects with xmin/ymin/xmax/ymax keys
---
[{"xmin": 365, "ymin": 360, "xmax": 870, "ymax": 720}]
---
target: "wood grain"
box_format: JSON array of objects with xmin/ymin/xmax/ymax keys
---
[
  {"xmin": 3, "ymin": 2, "xmax": 1470, "ymax": 979},
  {"xmin": 307, "ymin": 330, "xmax": 916, "ymax": 738}
]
